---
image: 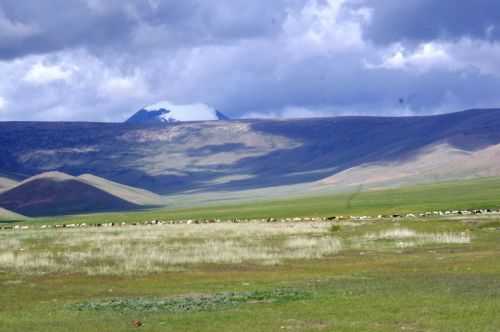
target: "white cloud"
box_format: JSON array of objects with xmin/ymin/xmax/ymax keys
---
[
  {"xmin": 445, "ymin": 38, "xmax": 500, "ymax": 76},
  {"xmin": 23, "ymin": 62, "xmax": 74, "ymax": 85},
  {"xmin": 242, "ymin": 106, "xmax": 333, "ymax": 119},
  {"xmin": 281, "ymin": 106, "xmax": 332, "ymax": 118},
  {"xmin": 147, "ymin": 0, "xmax": 160, "ymax": 11},
  {"xmin": 283, "ymin": 0, "xmax": 368, "ymax": 59},
  {"xmin": 365, "ymin": 38, "xmax": 500, "ymax": 78},
  {"xmin": 366, "ymin": 42, "xmax": 457, "ymax": 72},
  {"xmin": 99, "ymin": 72, "xmax": 149, "ymax": 99},
  {"xmin": 0, "ymin": 96, "xmax": 6, "ymax": 111},
  {"xmin": 242, "ymin": 112, "xmax": 279, "ymax": 119},
  {"xmin": 1, "ymin": 2, "xmax": 500, "ymax": 122}
]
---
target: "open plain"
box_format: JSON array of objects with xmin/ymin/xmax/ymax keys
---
[{"xmin": 1, "ymin": 179, "xmax": 499, "ymax": 332}]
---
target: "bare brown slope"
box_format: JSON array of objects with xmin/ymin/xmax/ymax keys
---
[
  {"xmin": 318, "ymin": 143, "xmax": 500, "ymax": 190},
  {"xmin": 77, "ymin": 174, "xmax": 164, "ymax": 206},
  {"xmin": 0, "ymin": 172, "xmax": 141, "ymax": 217}
]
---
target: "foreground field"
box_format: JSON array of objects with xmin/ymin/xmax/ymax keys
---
[{"xmin": 1, "ymin": 216, "xmax": 499, "ymax": 331}]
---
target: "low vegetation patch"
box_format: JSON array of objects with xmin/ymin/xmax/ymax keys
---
[
  {"xmin": 70, "ymin": 288, "xmax": 310, "ymax": 313},
  {"xmin": 329, "ymin": 224, "xmax": 341, "ymax": 233},
  {"xmin": 477, "ymin": 220, "xmax": 500, "ymax": 229}
]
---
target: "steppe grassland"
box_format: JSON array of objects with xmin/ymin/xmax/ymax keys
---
[
  {"xmin": 0, "ymin": 215, "xmax": 498, "ymax": 332},
  {"xmin": 0, "ymin": 221, "xmax": 471, "ymax": 275},
  {"xmin": 0, "ymin": 177, "xmax": 497, "ymax": 331}
]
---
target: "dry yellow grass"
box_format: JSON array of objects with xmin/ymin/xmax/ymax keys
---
[
  {"xmin": 357, "ymin": 227, "xmax": 471, "ymax": 249},
  {"xmin": 0, "ymin": 223, "xmax": 471, "ymax": 276},
  {"xmin": 0, "ymin": 222, "xmax": 341, "ymax": 275}
]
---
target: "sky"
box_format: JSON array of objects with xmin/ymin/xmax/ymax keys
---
[{"xmin": 1, "ymin": 0, "xmax": 500, "ymax": 121}]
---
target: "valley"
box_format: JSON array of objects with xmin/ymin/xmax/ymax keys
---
[
  {"xmin": 1, "ymin": 109, "xmax": 500, "ymax": 218},
  {"xmin": 3, "ymin": 2, "xmax": 500, "ymax": 331},
  {"xmin": 1, "ymin": 110, "xmax": 500, "ymax": 332}
]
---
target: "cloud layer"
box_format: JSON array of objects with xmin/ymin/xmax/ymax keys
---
[{"xmin": 0, "ymin": 0, "xmax": 500, "ymax": 121}]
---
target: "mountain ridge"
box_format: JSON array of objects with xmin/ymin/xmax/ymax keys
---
[
  {"xmin": 126, "ymin": 101, "xmax": 229, "ymax": 124},
  {"xmin": 0, "ymin": 108, "xmax": 499, "ymax": 198}
]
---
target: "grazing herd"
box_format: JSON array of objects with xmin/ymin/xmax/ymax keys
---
[{"xmin": 0, "ymin": 208, "xmax": 499, "ymax": 231}]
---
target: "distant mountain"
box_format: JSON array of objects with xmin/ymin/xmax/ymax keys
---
[
  {"xmin": 0, "ymin": 172, "xmax": 162, "ymax": 217},
  {"xmin": 0, "ymin": 109, "xmax": 499, "ymax": 202},
  {"xmin": 126, "ymin": 101, "xmax": 229, "ymax": 124}
]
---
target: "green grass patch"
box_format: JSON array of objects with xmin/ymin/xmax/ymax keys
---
[
  {"xmin": 0, "ymin": 217, "xmax": 499, "ymax": 331},
  {"xmin": 70, "ymin": 288, "xmax": 309, "ymax": 313},
  {"xmin": 477, "ymin": 220, "xmax": 500, "ymax": 229},
  {"xmin": 329, "ymin": 224, "xmax": 341, "ymax": 233}
]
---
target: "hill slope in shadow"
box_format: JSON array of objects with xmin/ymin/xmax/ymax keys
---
[{"xmin": 0, "ymin": 172, "xmax": 159, "ymax": 217}]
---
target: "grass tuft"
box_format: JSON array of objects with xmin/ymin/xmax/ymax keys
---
[{"xmin": 329, "ymin": 224, "xmax": 341, "ymax": 233}]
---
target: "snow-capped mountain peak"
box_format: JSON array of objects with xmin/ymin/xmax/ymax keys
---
[{"xmin": 126, "ymin": 101, "xmax": 229, "ymax": 124}]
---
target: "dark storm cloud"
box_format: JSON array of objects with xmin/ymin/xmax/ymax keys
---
[
  {"xmin": 355, "ymin": 0, "xmax": 500, "ymax": 44},
  {"xmin": 211, "ymin": 52, "xmax": 500, "ymax": 117},
  {"xmin": 0, "ymin": 0, "xmax": 132, "ymax": 59},
  {"xmin": 0, "ymin": 0, "xmax": 295, "ymax": 59}
]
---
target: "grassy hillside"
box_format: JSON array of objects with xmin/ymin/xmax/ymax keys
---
[
  {"xmin": 16, "ymin": 176, "xmax": 500, "ymax": 225},
  {"xmin": 162, "ymin": 176, "xmax": 500, "ymax": 219}
]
